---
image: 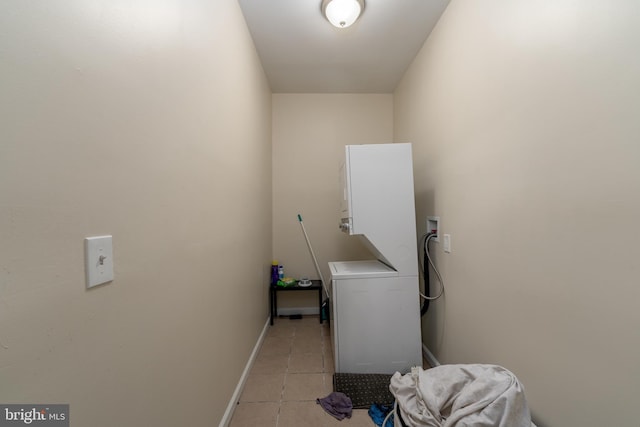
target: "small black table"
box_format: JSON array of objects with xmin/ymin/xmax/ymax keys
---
[{"xmin": 270, "ymin": 279, "xmax": 323, "ymax": 325}]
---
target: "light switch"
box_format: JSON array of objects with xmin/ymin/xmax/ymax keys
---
[
  {"xmin": 85, "ymin": 235, "xmax": 114, "ymax": 288},
  {"xmin": 443, "ymin": 234, "xmax": 451, "ymax": 253}
]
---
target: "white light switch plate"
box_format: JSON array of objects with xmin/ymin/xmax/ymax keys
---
[
  {"xmin": 85, "ymin": 235, "xmax": 114, "ymax": 288},
  {"xmin": 443, "ymin": 234, "xmax": 451, "ymax": 253}
]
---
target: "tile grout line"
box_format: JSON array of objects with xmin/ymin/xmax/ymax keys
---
[{"xmin": 275, "ymin": 323, "xmax": 295, "ymax": 427}]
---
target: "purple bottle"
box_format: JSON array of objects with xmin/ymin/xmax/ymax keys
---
[{"xmin": 271, "ymin": 261, "xmax": 279, "ymax": 286}]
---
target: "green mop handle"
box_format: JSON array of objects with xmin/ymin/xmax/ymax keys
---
[{"xmin": 297, "ymin": 214, "xmax": 329, "ymax": 298}]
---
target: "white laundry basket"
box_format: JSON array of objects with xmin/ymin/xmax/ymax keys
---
[{"xmin": 388, "ymin": 364, "xmax": 535, "ymax": 427}]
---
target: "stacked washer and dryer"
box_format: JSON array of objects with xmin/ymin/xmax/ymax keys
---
[{"xmin": 329, "ymin": 143, "xmax": 422, "ymax": 375}]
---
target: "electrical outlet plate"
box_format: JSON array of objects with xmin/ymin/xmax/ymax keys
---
[
  {"xmin": 427, "ymin": 216, "xmax": 440, "ymax": 242},
  {"xmin": 85, "ymin": 235, "xmax": 114, "ymax": 288}
]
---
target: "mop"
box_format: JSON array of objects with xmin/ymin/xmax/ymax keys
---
[{"xmin": 297, "ymin": 214, "xmax": 331, "ymax": 321}]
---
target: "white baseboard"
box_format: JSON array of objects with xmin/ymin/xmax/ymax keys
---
[
  {"xmin": 422, "ymin": 343, "xmax": 441, "ymax": 367},
  {"xmin": 275, "ymin": 306, "xmax": 320, "ymax": 316},
  {"xmin": 219, "ymin": 317, "xmax": 270, "ymax": 427}
]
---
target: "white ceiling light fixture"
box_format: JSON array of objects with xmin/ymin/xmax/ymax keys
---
[{"xmin": 321, "ymin": 0, "xmax": 364, "ymax": 29}]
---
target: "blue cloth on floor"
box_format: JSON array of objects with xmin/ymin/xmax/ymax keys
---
[
  {"xmin": 368, "ymin": 403, "xmax": 394, "ymax": 426},
  {"xmin": 317, "ymin": 392, "xmax": 353, "ymax": 420}
]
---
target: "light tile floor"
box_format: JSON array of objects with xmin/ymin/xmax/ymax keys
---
[{"xmin": 230, "ymin": 315, "xmax": 375, "ymax": 427}]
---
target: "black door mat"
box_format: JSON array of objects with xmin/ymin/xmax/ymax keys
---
[{"xmin": 333, "ymin": 373, "xmax": 394, "ymax": 409}]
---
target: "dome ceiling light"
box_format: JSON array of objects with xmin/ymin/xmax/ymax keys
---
[{"xmin": 321, "ymin": 0, "xmax": 364, "ymax": 29}]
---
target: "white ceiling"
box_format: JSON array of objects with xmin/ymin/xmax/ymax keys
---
[{"xmin": 238, "ymin": 0, "xmax": 451, "ymax": 93}]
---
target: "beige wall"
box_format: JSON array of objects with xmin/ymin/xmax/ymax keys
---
[
  {"xmin": 394, "ymin": 1, "xmax": 640, "ymax": 426},
  {"xmin": 272, "ymin": 94, "xmax": 393, "ymax": 310},
  {"xmin": 0, "ymin": 1, "xmax": 272, "ymax": 426}
]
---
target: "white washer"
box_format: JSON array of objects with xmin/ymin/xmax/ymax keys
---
[{"xmin": 329, "ymin": 260, "xmax": 422, "ymax": 374}]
